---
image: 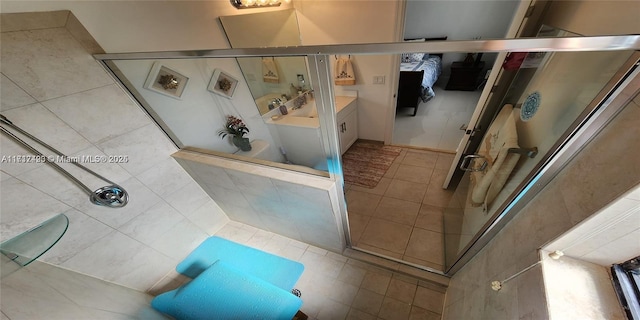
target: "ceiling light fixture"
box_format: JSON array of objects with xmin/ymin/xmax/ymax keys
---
[{"xmin": 230, "ymin": 0, "xmax": 281, "ymax": 9}]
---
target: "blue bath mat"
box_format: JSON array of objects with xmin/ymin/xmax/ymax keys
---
[
  {"xmin": 152, "ymin": 260, "xmax": 302, "ymax": 320},
  {"xmin": 176, "ymin": 236, "xmax": 304, "ymax": 291}
]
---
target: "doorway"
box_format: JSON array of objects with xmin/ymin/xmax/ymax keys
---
[
  {"xmin": 344, "ymin": 82, "xmax": 484, "ymax": 272},
  {"xmin": 393, "ymin": 86, "xmax": 482, "ymax": 152},
  {"xmin": 345, "ymin": 47, "xmax": 639, "ymax": 273}
]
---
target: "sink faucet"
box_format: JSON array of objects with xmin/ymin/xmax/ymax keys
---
[{"xmin": 268, "ymin": 98, "xmax": 284, "ymax": 110}]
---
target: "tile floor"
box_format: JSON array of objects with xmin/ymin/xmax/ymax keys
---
[
  {"xmin": 393, "ymin": 86, "xmax": 482, "ymax": 152},
  {"xmin": 211, "ymin": 221, "xmax": 447, "ymax": 320},
  {"xmin": 345, "ymin": 147, "xmax": 456, "ymax": 271}
]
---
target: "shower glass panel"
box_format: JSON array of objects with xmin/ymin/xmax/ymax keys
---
[
  {"xmin": 97, "ymin": 35, "xmax": 640, "ymax": 276},
  {"xmin": 106, "ymin": 57, "xmax": 329, "ymax": 175},
  {"xmin": 443, "ymin": 49, "xmax": 637, "ymax": 270}
]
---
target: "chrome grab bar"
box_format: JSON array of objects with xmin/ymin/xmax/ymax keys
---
[
  {"xmin": 459, "ymin": 154, "xmax": 488, "ymax": 172},
  {"xmin": 508, "ymin": 147, "xmax": 538, "ymax": 158},
  {"xmin": 459, "ymin": 147, "xmax": 537, "ymax": 172},
  {"xmin": 0, "ymin": 114, "xmax": 128, "ymax": 208}
]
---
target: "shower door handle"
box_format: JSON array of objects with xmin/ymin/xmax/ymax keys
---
[
  {"xmin": 460, "ymin": 124, "xmax": 482, "ymax": 135},
  {"xmin": 459, "ymin": 154, "xmax": 487, "ymax": 172}
]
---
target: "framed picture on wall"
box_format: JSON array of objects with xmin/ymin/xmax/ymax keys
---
[
  {"xmin": 144, "ymin": 62, "xmax": 189, "ymax": 99},
  {"xmin": 208, "ymin": 69, "xmax": 238, "ymax": 99}
]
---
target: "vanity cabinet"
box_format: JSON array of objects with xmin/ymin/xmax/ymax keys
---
[{"xmin": 337, "ymin": 99, "xmax": 358, "ymax": 155}]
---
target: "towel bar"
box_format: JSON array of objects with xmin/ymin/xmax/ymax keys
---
[{"xmin": 508, "ymin": 147, "xmax": 538, "ymax": 158}]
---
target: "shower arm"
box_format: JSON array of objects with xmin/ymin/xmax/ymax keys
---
[{"xmin": 0, "ymin": 114, "xmax": 128, "ymax": 208}]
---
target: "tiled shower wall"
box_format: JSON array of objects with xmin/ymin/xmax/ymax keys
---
[
  {"xmin": 1, "ymin": 257, "xmax": 164, "ymax": 319},
  {"xmin": 442, "ymin": 91, "xmax": 640, "ymax": 318},
  {"xmin": 173, "ymin": 150, "xmax": 345, "ymax": 253},
  {"xmin": 0, "ymin": 12, "xmax": 228, "ymax": 292}
]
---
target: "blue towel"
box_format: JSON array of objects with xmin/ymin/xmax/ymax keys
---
[
  {"xmin": 152, "ymin": 260, "xmax": 302, "ymax": 320},
  {"xmin": 176, "ymin": 236, "xmax": 304, "ymax": 291}
]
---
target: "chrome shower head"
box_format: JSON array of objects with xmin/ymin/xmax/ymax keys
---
[{"xmin": 90, "ymin": 185, "xmax": 128, "ymax": 208}]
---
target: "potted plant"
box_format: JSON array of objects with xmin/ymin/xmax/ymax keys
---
[{"xmin": 218, "ymin": 115, "xmax": 251, "ymax": 151}]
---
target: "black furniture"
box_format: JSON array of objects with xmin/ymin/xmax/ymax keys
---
[
  {"xmin": 396, "ymin": 70, "xmax": 424, "ymax": 116},
  {"xmin": 445, "ymin": 61, "xmax": 485, "ymax": 91}
]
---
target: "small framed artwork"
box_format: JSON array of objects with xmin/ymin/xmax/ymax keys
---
[
  {"xmin": 144, "ymin": 62, "xmax": 189, "ymax": 99},
  {"xmin": 208, "ymin": 69, "xmax": 238, "ymax": 99}
]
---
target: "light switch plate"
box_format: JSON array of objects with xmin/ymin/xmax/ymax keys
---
[{"xmin": 373, "ymin": 75, "xmax": 385, "ymax": 84}]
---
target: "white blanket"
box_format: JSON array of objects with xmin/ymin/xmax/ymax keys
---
[{"xmin": 470, "ymin": 104, "xmax": 521, "ymax": 209}]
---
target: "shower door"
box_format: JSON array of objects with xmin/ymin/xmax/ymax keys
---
[{"xmin": 442, "ymin": 48, "xmax": 640, "ymax": 271}]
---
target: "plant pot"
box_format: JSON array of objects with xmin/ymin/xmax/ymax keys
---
[{"xmin": 232, "ymin": 136, "xmax": 252, "ymax": 151}]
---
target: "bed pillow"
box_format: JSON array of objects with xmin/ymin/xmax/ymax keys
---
[
  {"xmin": 152, "ymin": 260, "xmax": 302, "ymax": 320},
  {"xmin": 401, "ymin": 53, "xmax": 425, "ymax": 63}
]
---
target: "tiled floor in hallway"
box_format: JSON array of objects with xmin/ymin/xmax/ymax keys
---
[
  {"xmin": 393, "ymin": 86, "xmax": 481, "ymax": 152},
  {"xmin": 345, "ymin": 147, "xmax": 455, "ymax": 271},
  {"xmin": 212, "ymin": 222, "xmax": 445, "ymax": 320}
]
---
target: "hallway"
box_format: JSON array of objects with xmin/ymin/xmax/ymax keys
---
[{"xmin": 345, "ymin": 147, "xmax": 455, "ymax": 271}]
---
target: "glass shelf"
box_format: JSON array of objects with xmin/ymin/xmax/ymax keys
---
[{"xmin": 0, "ymin": 214, "xmax": 69, "ymax": 266}]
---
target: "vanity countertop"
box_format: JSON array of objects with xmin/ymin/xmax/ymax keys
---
[
  {"xmin": 265, "ymin": 95, "xmax": 357, "ymax": 128},
  {"xmin": 335, "ymin": 96, "xmax": 357, "ymax": 114}
]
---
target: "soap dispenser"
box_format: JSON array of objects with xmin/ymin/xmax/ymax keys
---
[{"xmin": 279, "ymin": 101, "xmax": 288, "ymax": 115}]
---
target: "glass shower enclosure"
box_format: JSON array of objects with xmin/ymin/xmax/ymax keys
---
[{"xmin": 96, "ymin": 35, "xmax": 640, "ymax": 276}]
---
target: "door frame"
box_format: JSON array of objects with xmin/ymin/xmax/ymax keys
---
[
  {"xmin": 442, "ymin": 0, "xmax": 534, "ymax": 188},
  {"xmin": 383, "ymin": 0, "xmax": 409, "ymax": 145}
]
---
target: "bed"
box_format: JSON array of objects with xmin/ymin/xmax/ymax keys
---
[{"xmin": 396, "ymin": 37, "xmax": 446, "ymax": 116}]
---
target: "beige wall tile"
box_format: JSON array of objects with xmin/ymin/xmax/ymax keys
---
[
  {"xmin": 0, "ymin": 11, "xmax": 69, "ymax": 32},
  {"xmin": 1, "ymin": 74, "xmax": 36, "ymax": 111},
  {"xmin": 65, "ymin": 12, "xmax": 105, "ymax": 54},
  {"xmin": 0, "ymin": 23, "xmax": 226, "ymax": 295},
  {"xmin": 1, "ymin": 28, "xmax": 112, "ymax": 101}
]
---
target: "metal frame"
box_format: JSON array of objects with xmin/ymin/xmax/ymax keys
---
[
  {"xmin": 95, "ymin": 36, "xmax": 640, "ymax": 60},
  {"xmin": 307, "ymin": 55, "xmax": 351, "ymax": 248},
  {"xmin": 446, "ymin": 52, "xmax": 640, "ymax": 274},
  {"xmin": 95, "ymin": 36, "xmax": 640, "ymax": 276}
]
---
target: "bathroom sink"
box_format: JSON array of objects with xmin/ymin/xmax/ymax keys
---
[
  {"xmin": 264, "ymin": 95, "xmax": 356, "ymax": 126},
  {"xmin": 287, "ymin": 102, "xmax": 318, "ymax": 118}
]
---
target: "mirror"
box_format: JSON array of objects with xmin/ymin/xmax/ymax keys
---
[
  {"xmin": 220, "ymin": 9, "xmax": 311, "ymax": 116},
  {"xmin": 101, "ymin": 9, "xmax": 330, "ymax": 177}
]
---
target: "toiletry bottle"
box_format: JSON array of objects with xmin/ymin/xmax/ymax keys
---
[{"xmin": 279, "ymin": 102, "xmax": 288, "ymax": 115}]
